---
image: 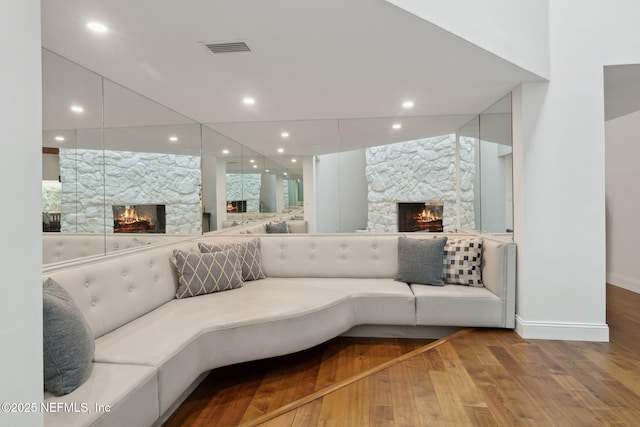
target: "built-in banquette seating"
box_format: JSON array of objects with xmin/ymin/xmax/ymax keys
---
[
  {"xmin": 42, "ymin": 233, "xmax": 515, "ymax": 427},
  {"xmin": 42, "ymin": 233, "xmax": 186, "ymax": 265}
]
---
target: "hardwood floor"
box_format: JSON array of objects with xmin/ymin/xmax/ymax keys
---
[{"xmin": 165, "ymin": 284, "xmax": 640, "ymax": 426}]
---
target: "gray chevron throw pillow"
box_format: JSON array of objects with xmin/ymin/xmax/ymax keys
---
[{"xmin": 172, "ymin": 248, "xmax": 243, "ymax": 299}]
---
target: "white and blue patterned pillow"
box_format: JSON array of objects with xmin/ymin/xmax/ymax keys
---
[{"xmin": 442, "ymin": 238, "xmax": 483, "ymax": 286}]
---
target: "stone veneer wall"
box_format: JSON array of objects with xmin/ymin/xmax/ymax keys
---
[
  {"xmin": 59, "ymin": 149, "xmax": 202, "ymax": 234},
  {"xmin": 226, "ymin": 173, "xmax": 261, "ymax": 212},
  {"xmin": 366, "ymin": 134, "xmax": 476, "ymax": 232}
]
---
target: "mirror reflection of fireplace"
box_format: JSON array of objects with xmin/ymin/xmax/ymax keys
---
[
  {"xmin": 226, "ymin": 200, "xmax": 246, "ymax": 213},
  {"xmin": 397, "ymin": 202, "xmax": 444, "ymax": 232},
  {"xmin": 112, "ymin": 205, "xmax": 166, "ymax": 233}
]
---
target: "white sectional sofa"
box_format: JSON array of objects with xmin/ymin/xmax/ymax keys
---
[
  {"xmin": 42, "ymin": 233, "xmax": 186, "ymax": 265},
  {"xmin": 41, "ymin": 233, "xmax": 515, "ymax": 427}
]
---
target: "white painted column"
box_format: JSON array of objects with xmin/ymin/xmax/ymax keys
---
[
  {"xmin": 0, "ymin": 1, "xmax": 44, "ymax": 425},
  {"xmin": 512, "ymin": 0, "xmax": 608, "ymax": 341},
  {"xmin": 303, "ymin": 156, "xmax": 316, "ymax": 232},
  {"xmin": 215, "ymin": 158, "xmax": 227, "ymax": 230}
]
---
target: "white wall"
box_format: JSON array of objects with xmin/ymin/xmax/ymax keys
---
[
  {"xmin": 0, "ymin": 1, "xmax": 44, "ymax": 425},
  {"xmin": 386, "ymin": 0, "xmax": 549, "ymax": 79},
  {"xmin": 512, "ymin": 0, "xmax": 608, "ymax": 341},
  {"xmin": 315, "ymin": 149, "xmax": 368, "ymax": 233},
  {"xmin": 339, "ymin": 149, "xmax": 369, "ymax": 232},
  {"xmin": 605, "ymin": 110, "xmax": 640, "ymax": 292},
  {"xmin": 201, "ymin": 155, "xmax": 217, "ymax": 231},
  {"xmin": 603, "ymin": 0, "xmax": 640, "ymax": 66},
  {"xmin": 42, "ymin": 152, "xmax": 59, "ymax": 181},
  {"xmin": 479, "ymin": 142, "xmax": 507, "ymax": 233}
]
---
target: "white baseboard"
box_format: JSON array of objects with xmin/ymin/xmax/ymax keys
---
[
  {"xmin": 607, "ymin": 272, "xmax": 640, "ymax": 294},
  {"xmin": 515, "ymin": 316, "xmax": 609, "ymax": 342}
]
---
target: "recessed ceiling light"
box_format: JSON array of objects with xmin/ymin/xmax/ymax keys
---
[
  {"xmin": 222, "ymin": 149, "xmax": 230, "ymax": 155},
  {"xmin": 277, "ymin": 148, "xmax": 284, "ymax": 153},
  {"xmin": 242, "ymin": 97, "xmax": 255, "ymax": 105},
  {"xmin": 402, "ymin": 100, "xmax": 414, "ymax": 109},
  {"xmin": 87, "ymin": 22, "xmax": 108, "ymax": 33},
  {"xmin": 291, "ymin": 158, "xmax": 297, "ymax": 163},
  {"xmin": 281, "ymin": 132, "xmax": 290, "ymax": 138},
  {"xmin": 70, "ymin": 105, "xmax": 84, "ymax": 113},
  {"xmin": 284, "ymin": 172, "xmax": 288, "ymax": 176},
  {"xmin": 54, "ymin": 136, "xmax": 65, "ymax": 142},
  {"xmin": 253, "ymin": 165, "xmax": 258, "ymax": 169},
  {"xmin": 392, "ymin": 123, "xmax": 402, "ymax": 130},
  {"xmin": 249, "ymin": 159, "xmax": 255, "ymax": 163},
  {"xmin": 169, "ymin": 136, "xmax": 178, "ymax": 142},
  {"xmin": 265, "ymin": 169, "xmax": 270, "ymax": 173}
]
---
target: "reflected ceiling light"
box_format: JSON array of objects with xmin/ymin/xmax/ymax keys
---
[
  {"xmin": 284, "ymin": 172, "xmax": 288, "ymax": 176},
  {"xmin": 291, "ymin": 158, "xmax": 297, "ymax": 163},
  {"xmin": 242, "ymin": 97, "xmax": 255, "ymax": 105},
  {"xmin": 392, "ymin": 123, "xmax": 402, "ymax": 130},
  {"xmin": 70, "ymin": 105, "xmax": 84, "ymax": 113},
  {"xmin": 277, "ymin": 148, "xmax": 284, "ymax": 153},
  {"xmin": 249, "ymin": 159, "xmax": 255, "ymax": 163},
  {"xmin": 253, "ymin": 165, "xmax": 258, "ymax": 169},
  {"xmin": 222, "ymin": 149, "xmax": 230, "ymax": 155},
  {"xmin": 169, "ymin": 136, "xmax": 178, "ymax": 142},
  {"xmin": 54, "ymin": 136, "xmax": 65, "ymax": 142},
  {"xmin": 402, "ymin": 100, "xmax": 414, "ymax": 109},
  {"xmin": 281, "ymin": 132, "xmax": 290, "ymax": 138},
  {"xmin": 87, "ymin": 22, "xmax": 108, "ymax": 33},
  {"xmin": 265, "ymin": 169, "xmax": 270, "ymax": 173}
]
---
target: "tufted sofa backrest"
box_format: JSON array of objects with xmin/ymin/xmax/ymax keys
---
[
  {"xmin": 43, "ymin": 241, "xmax": 197, "ymax": 339},
  {"xmin": 259, "ymin": 234, "xmax": 400, "ymax": 278},
  {"xmin": 42, "ymin": 233, "xmax": 184, "ymax": 264}
]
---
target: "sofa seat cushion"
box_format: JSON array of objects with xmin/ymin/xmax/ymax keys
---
[
  {"xmin": 411, "ymin": 284, "xmax": 504, "ymax": 327},
  {"xmin": 92, "ymin": 280, "xmax": 357, "ymax": 413},
  {"xmin": 44, "ymin": 363, "xmax": 158, "ymax": 427},
  {"xmin": 268, "ymin": 278, "xmax": 416, "ymax": 326}
]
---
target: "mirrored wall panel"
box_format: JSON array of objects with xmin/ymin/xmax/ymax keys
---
[
  {"xmin": 43, "ymin": 48, "xmax": 514, "ymax": 266},
  {"xmin": 42, "ymin": 50, "xmax": 203, "ymax": 265}
]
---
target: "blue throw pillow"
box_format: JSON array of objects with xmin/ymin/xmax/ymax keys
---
[
  {"xmin": 395, "ymin": 236, "xmax": 448, "ymax": 286},
  {"xmin": 265, "ymin": 221, "xmax": 288, "ymax": 233},
  {"xmin": 43, "ymin": 278, "xmax": 95, "ymax": 396}
]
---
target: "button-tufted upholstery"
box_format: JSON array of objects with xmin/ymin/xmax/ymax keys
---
[
  {"xmin": 42, "ymin": 232, "xmax": 515, "ymax": 427},
  {"xmin": 43, "ymin": 233, "xmax": 186, "ymax": 264}
]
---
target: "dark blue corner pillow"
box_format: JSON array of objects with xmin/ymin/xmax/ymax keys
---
[
  {"xmin": 43, "ymin": 278, "xmax": 95, "ymax": 396},
  {"xmin": 395, "ymin": 236, "xmax": 448, "ymax": 286}
]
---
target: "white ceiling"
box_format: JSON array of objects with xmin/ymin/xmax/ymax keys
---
[{"xmin": 41, "ymin": 0, "xmax": 546, "ymax": 159}]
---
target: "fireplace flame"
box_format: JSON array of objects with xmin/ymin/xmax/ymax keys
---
[
  {"xmin": 117, "ymin": 207, "xmax": 153, "ymax": 227},
  {"xmin": 418, "ymin": 209, "xmax": 440, "ymax": 223}
]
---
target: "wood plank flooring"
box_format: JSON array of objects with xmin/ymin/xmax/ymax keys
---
[
  {"xmin": 163, "ymin": 337, "xmax": 434, "ymax": 427},
  {"xmin": 165, "ymin": 284, "xmax": 640, "ymax": 426}
]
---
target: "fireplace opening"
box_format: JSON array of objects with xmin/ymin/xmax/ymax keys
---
[
  {"xmin": 397, "ymin": 202, "xmax": 444, "ymax": 232},
  {"xmin": 226, "ymin": 200, "xmax": 246, "ymax": 213},
  {"xmin": 112, "ymin": 205, "xmax": 166, "ymax": 233}
]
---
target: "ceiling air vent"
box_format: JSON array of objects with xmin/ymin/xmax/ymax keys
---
[{"xmin": 204, "ymin": 41, "xmax": 251, "ymax": 55}]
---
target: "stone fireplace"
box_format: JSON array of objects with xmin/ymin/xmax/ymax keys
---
[
  {"xmin": 397, "ymin": 202, "xmax": 444, "ymax": 232},
  {"xmin": 112, "ymin": 205, "xmax": 166, "ymax": 233}
]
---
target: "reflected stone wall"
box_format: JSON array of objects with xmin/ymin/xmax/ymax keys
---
[
  {"xmin": 59, "ymin": 149, "xmax": 202, "ymax": 234},
  {"xmin": 366, "ymin": 134, "xmax": 476, "ymax": 232},
  {"xmin": 226, "ymin": 173, "xmax": 261, "ymax": 212}
]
